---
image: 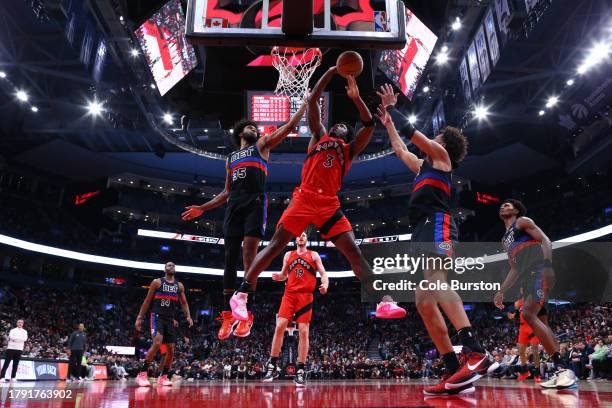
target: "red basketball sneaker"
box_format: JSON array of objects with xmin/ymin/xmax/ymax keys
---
[
  {"xmin": 233, "ymin": 311, "xmax": 254, "ymax": 337},
  {"xmin": 217, "ymin": 311, "xmax": 237, "ymax": 340},
  {"xmin": 517, "ymin": 369, "xmax": 531, "ymax": 382},
  {"xmin": 423, "ymin": 374, "xmax": 475, "ymax": 396},
  {"xmin": 444, "ymin": 351, "xmax": 499, "ymax": 389}
]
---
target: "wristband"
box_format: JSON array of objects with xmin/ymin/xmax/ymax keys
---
[
  {"xmin": 542, "ymin": 259, "xmax": 553, "ymax": 267},
  {"xmin": 362, "ymin": 119, "xmax": 375, "ymax": 127}
]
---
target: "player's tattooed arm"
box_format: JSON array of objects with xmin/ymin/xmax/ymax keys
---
[
  {"xmin": 272, "ymin": 252, "xmax": 291, "ymax": 282},
  {"xmin": 308, "ymin": 67, "xmax": 337, "ymax": 150},
  {"xmin": 313, "ymin": 252, "xmax": 329, "ymax": 294},
  {"xmin": 182, "ymin": 159, "xmax": 231, "ymax": 220},
  {"xmin": 135, "ymin": 279, "xmax": 160, "ymax": 331},
  {"xmin": 377, "ymin": 104, "xmax": 422, "ymax": 174},
  {"xmin": 258, "ymin": 99, "xmax": 308, "ymax": 154},
  {"xmin": 347, "ymin": 75, "xmax": 375, "ymax": 159},
  {"xmin": 178, "ymin": 282, "xmax": 194, "ymax": 327}
]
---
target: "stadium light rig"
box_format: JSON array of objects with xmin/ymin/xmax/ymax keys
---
[
  {"xmin": 473, "ymin": 105, "xmax": 489, "ymax": 120},
  {"xmin": 86, "ymin": 99, "xmax": 104, "ymax": 116},
  {"xmin": 15, "ymin": 90, "xmax": 29, "ymax": 102},
  {"xmin": 577, "ymin": 42, "xmax": 610, "ymax": 74},
  {"xmin": 451, "ymin": 17, "xmax": 461, "ymax": 31},
  {"xmin": 545, "ymin": 96, "xmax": 559, "ymax": 108}
]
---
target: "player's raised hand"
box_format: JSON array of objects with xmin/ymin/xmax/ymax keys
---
[
  {"xmin": 376, "ymin": 84, "xmax": 398, "ymax": 107},
  {"xmin": 345, "ymin": 75, "xmax": 359, "ymax": 100},
  {"xmin": 319, "ymin": 283, "xmax": 328, "ymax": 295},
  {"xmin": 376, "ymin": 104, "xmax": 391, "ymax": 126},
  {"xmin": 272, "ymin": 273, "xmax": 287, "ymax": 282},
  {"xmin": 494, "ymin": 291, "xmax": 504, "ymax": 309},
  {"xmin": 181, "ymin": 205, "xmax": 204, "ymax": 220},
  {"xmin": 186, "ymin": 317, "xmax": 194, "ymax": 328}
]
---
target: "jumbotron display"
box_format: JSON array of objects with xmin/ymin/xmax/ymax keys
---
[
  {"xmin": 246, "ymin": 91, "xmax": 330, "ymax": 137},
  {"xmin": 134, "ymin": 0, "xmax": 198, "ymax": 96}
]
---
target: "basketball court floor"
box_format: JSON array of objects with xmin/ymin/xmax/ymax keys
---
[{"xmin": 1, "ymin": 379, "xmax": 611, "ymax": 407}]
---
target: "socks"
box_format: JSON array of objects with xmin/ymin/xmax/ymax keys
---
[
  {"xmin": 238, "ymin": 281, "xmax": 255, "ymax": 293},
  {"xmin": 457, "ymin": 327, "xmax": 485, "ymax": 354},
  {"xmin": 270, "ymin": 356, "xmax": 279, "ymax": 366},
  {"xmin": 297, "ymin": 362, "xmax": 305, "ymax": 371},
  {"xmin": 442, "ymin": 352, "xmax": 460, "ymax": 375}
]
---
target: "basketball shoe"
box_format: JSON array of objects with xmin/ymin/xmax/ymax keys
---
[
  {"xmin": 444, "ymin": 351, "xmax": 499, "ymax": 388},
  {"xmin": 375, "ymin": 299, "xmax": 407, "ymax": 319},
  {"xmin": 263, "ymin": 362, "xmax": 280, "ymax": 382},
  {"xmin": 294, "ymin": 369, "xmax": 306, "ymax": 387},
  {"xmin": 230, "ymin": 292, "xmax": 249, "ymax": 321},
  {"xmin": 423, "ymin": 374, "xmax": 475, "ymax": 396},
  {"xmin": 233, "ymin": 312, "xmax": 254, "ymax": 337},
  {"xmin": 217, "ymin": 311, "xmax": 238, "ymax": 340},
  {"xmin": 540, "ymin": 369, "xmax": 577, "ymax": 389},
  {"xmin": 136, "ymin": 372, "xmax": 151, "ymax": 387}
]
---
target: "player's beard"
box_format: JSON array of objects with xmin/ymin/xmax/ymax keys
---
[{"xmin": 242, "ymin": 133, "xmax": 258, "ymax": 144}]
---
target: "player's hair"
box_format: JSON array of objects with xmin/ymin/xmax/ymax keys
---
[
  {"xmin": 231, "ymin": 119, "xmax": 259, "ymax": 147},
  {"xmin": 502, "ymin": 198, "xmax": 527, "ymax": 217},
  {"xmin": 441, "ymin": 126, "xmax": 468, "ymax": 167},
  {"xmin": 331, "ymin": 122, "xmax": 355, "ymax": 143}
]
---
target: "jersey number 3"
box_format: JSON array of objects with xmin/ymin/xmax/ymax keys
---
[
  {"xmin": 323, "ymin": 154, "xmax": 334, "ymax": 168},
  {"xmin": 232, "ymin": 167, "xmax": 246, "ymax": 182}
]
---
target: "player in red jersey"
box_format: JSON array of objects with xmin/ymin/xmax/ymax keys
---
[
  {"xmin": 231, "ymin": 66, "xmax": 406, "ymax": 324},
  {"xmin": 262, "ymin": 232, "xmax": 328, "ymax": 387},
  {"xmin": 507, "ymin": 298, "xmax": 545, "ymax": 382}
]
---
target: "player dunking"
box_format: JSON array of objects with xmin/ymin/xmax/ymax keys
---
[
  {"xmin": 230, "ymin": 67, "xmax": 406, "ymax": 325},
  {"xmin": 507, "ymin": 297, "xmax": 545, "ymax": 382},
  {"xmin": 134, "ymin": 262, "xmax": 193, "ymax": 387},
  {"xmin": 377, "ymin": 84, "xmax": 496, "ymax": 396},
  {"xmin": 182, "ymin": 101, "xmax": 308, "ymax": 340},
  {"xmin": 496, "ymin": 199, "xmax": 576, "ymax": 389},
  {"xmin": 263, "ymin": 232, "xmax": 329, "ymax": 387}
]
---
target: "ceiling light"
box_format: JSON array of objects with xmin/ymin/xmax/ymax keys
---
[
  {"xmin": 538, "ymin": 110, "xmax": 545, "ymax": 116},
  {"xmin": 473, "ymin": 105, "xmax": 489, "ymax": 120},
  {"xmin": 451, "ymin": 17, "xmax": 461, "ymax": 31},
  {"xmin": 163, "ymin": 113, "xmax": 173, "ymax": 125},
  {"xmin": 435, "ymin": 51, "xmax": 449, "ymax": 65},
  {"xmin": 423, "ymin": 86, "xmax": 430, "ymax": 93},
  {"xmin": 15, "ymin": 90, "xmax": 29, "ymax": 102},
  {"xmin": 130, "ymin": 49, "xmax": 139, "ymax": 57},
  {"xmin": 86, "ymin": 99, "xmax": 104, "ymax": 116},
  {"xmin": 31, "ymin": 106, "xmax": 38, "ymax": 112},
  {"xmin": 566, "ymin": 79, "xmax": 574, "ymax": 86},
  {"xmin": 408, "ymin": 114, "xmax": 417, "ymax": 124},
  {"xmin": 545, "ymin": 96, "xmax": 559, "ymax": 108},
  {"xmin": 0, "ymin": 71, "xmax": 6, "ymax": 78}
]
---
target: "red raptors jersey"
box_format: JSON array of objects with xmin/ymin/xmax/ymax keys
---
[
  {"xmin": 285, "ymin": 250, "xmax": 318, "ymax": 293},
  {"xmin": 300, "ymin": 135, "xmax": 352, "ymax": 196}
]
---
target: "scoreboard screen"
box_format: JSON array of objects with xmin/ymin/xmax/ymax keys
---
[{"xmin": 246, "ymin": 91, "xmax": 330, "ymax": 137}]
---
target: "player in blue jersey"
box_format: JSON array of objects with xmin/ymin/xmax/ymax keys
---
[
  {"xmin": 182, "ymin": 101, "xmax": 308, "ymax": 340},
  {"xmin": 134, "ymin": 261, "xmax": 193, "ymax": 387},
  {"xmin": 377, "ymin": 84, "xmax": 496, "ymax": 396},
  {"xmin": 496, "ymin": 199, "xmax": 576, "ymax": 389}
]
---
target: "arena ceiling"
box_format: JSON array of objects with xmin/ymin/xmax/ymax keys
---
[{"xmin": 0, "ymin": 0, "xmax": 610, "ymax": 185}]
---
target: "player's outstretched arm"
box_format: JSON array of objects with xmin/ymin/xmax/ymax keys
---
[
  {"xmin": 182, "ymin": 160, "xmax": 231, "ymax": 220},
  {"xmin": 308, "ymin": 67, "xmax": 337, "ymax": 150},
  {"xmin": 178, "ymin": 282, "xmax": 193, "ymax": 327},
  {"xmin": 517, "ymin": 217, "xmax": 552, "ymax": 261},
  {"xmin": 258, "ymin": 100, "xmax": 308, "ymax": 152},
  {"xmin": 378, "ymin": 84, "xmax": 450, "ymax": 168},
  {"xmin": 377, "ymin": 104, "xmax": 422, "ymax": 174},
  {"xmin": 272, "ymin": 252, "xmax": 291, "ymax": 282},
  {"xmin": 135, "ymin": 279, "xmax": 160, "ymax": 331},
  {"xmin": 313, "ymin": 252, "xmax": 329, "ymax": 294},
  {"xmin": 346, "ymin": 76, "xmax": 375, "ymax": 159}
]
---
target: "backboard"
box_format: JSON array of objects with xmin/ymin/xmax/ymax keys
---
[{"xmin": 185, "ymin": 0, "xmax": 406, "ymax": 49}]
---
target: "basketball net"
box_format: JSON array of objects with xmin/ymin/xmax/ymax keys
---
[{"xmin": 271, "ymin": 47, "xmax": 322, "ymax": 100}]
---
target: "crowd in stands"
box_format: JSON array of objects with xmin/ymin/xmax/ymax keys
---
[{"xmin": 1, "ymin": 282, "xmax": 610, "ymax": 382}]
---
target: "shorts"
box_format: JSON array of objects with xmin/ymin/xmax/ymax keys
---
[
  {"xmin": 223, "ymin": 193, "xmax": 267, "ymax": 239},
  {"xmin": 278, "ymin": 292, "xmax": 314, "ymax": 324},
  {"xmin": 516, "ymin": 263, "xmax": 546, "ymax": 303},
  {"xmin": 150, "ymin": 313, "xmax": 177, "ymax": 344},
  {"xmin": 411, "ymin": 212, "xmax": 458, "ymax": 258},
  {"xmin": 517, "ymin": 323, "xmax": 539, "ymax": 345},
  {"xmin": 277, "ymin": 187, "xmax": 352, "ymax": 240}
]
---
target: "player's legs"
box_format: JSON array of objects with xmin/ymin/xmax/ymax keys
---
[
  {"xmin": 137, "ymin": 330, "xmax": 163, "ymax": 386},
  {"xmin": 270, "ymin": 317, "xmax": 290, "ymax": 358},
  {"xmin": 145, "ymin": 332, "xmax": 163, "ymax": 362},
  {"xmin": 521, "ymin": 299, "xmax": 558, "ymax": 356},
  {"xmin": 232, "ymin": 235, "xmax": 261, "ymax": 336},
  {"xmin": 218, "ymin": 236, "xmax": 242, "ymax": 339},
  {"xmin": 157, "ymin": 343, "xmax": 174, "ymax": 386},
  {"xmin": 297, "ymin": 323, "xmax": 309, "ymax": 364}
]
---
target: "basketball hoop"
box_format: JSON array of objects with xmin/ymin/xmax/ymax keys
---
[{"xmin": 271, "ymin": 47, "xmax": 322, "ymax": 100}]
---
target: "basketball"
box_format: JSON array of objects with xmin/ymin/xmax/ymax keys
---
[{"xmin": 336, "ymin": 51, "xmax": 363, "ymax": 78}]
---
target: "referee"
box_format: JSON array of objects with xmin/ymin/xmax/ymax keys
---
[
  {"xmin": 67, "ymin": 323, "xmax": 87, "ymax": 381},
  {"xmin": 0, "ymin": 319, "xmax": 28, "ymax": 383}
]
